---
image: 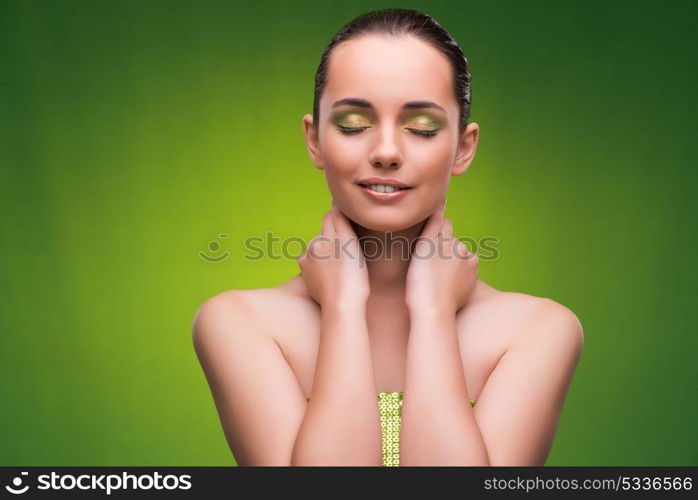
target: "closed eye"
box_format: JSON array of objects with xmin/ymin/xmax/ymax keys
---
[
  {"xmin": 337, "ymin": 125, "xmax": 367, "ymax": 135},
  {"xmin": 336, "ymin": 126, "xmax": 439, "ymax": 138},
  {"xmin": 408, "ymin": 128, "xmax": 439, "ymax": 137}
]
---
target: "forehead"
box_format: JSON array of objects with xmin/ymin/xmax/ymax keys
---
[{"xmin": 323, "ymin": 34, "xmax": 455, "ymax": 111}]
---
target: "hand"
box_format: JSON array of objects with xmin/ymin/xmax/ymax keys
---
[
  {"xmin": 405, "ymin": 196, "xmax": 479, "ymax": 315},
  {"xmin": 297, "ymin": 200, "xmax": 370, "ymax": 309}
]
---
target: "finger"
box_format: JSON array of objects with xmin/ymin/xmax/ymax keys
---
[
  {"xmin": 420, "ymin": 197, "xmax": 446, "ymax": 240},
  {"xmin": 439, "ymin": 218, "xmax": 453, "ymax": 256},
  {"xmin": 437, "ymin": 196, "xmax": 447, "ymax": 231},
  {"xmin": 331, "ymin": 206, "xmax": 357, "ymax": 240},
  {"xmin": 297, "ymin": 234, "xmax": 313, "ymax": 262},
  {"xmin": 321, "ymin": 209, "xmax": 335, "ymax": 237},
  {"xmin": 329, "ymin": 199, "xmax": 342, "ymax": 234},
  {"xmin": 454, "ymin": 239, "xmax": 470, "ymax": 259},
  {"xmin": 441, "ymin": 217, "xmax": 453, "ymax": 238}
]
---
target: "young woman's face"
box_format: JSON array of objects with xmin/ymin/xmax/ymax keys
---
[{"xmin": 304, "ymin": 34, "xmax": 478, "ymax": 232}]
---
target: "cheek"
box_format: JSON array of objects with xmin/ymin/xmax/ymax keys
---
[
  {"xmin": 325, "ymin": 132, "xmax": 362, "ymax": 159},
  {"xmin": 407, "ymin": 141, "xmax": 453, "ymax": 180},
  {"xmin": 321, "ymin": 133, "xmax": 363, "ymax": 184},
  {"xmin": 319, "ymin": 138, "xmax": 350, "ymax": 195}
]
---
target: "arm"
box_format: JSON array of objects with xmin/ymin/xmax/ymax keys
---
[
  {"xmin": 400, "ymin": 306, "xmax": 489, "ymax": 465},
  {"xmin": 400, "ymin": 299, "xmax": 584, "ymax": 465},
  {"xmin": 192, "ymin": 290, "xmax": 308, "ymax": 465},
  {"xmin": 290, "ymin": 302, "xmax": 382, "ymax": 465},
  {"xmin": 290, "ymin": 203, "xmax": 382, "ymax": 465},
  {"xmin": 469, "ymin": 301, "xmax": 584, "ymax": 465}
]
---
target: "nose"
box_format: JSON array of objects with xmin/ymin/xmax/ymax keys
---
[{"xmin": 368, "ymin": 124, "xmax": 403, "ymax": 169}]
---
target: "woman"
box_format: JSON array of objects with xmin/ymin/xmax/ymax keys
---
[{"xmin": 192, "ymin": 8, "xmax": 584, "ymax": 466}]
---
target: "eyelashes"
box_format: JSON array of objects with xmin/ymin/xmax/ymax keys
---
[
  {"xmin": 336, "ymin": 125, "xmax": 439, "ymax": 138},
  {"xmin": 336, "ymin": 125, "xmax": 368, "ymax": 136},
  {"xmin": 332, "ymin": 110, "xmax": 442, "ymax": 138}
]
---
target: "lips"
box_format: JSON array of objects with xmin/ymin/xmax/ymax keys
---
[
  {"xmin": 356, "ymin": 177, "xmax": 413, "ymax": 189},
  {"xmin": 357, "ymin": 183, "xmax": 413, "ymax": 201},
  {"xmin": 356, "ymin": 183, "xmax": 411, "ymax": 191}
]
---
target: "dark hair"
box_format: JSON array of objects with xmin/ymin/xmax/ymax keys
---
[{"xmin": 312, "ymin": 8, "xmax": 472, "ymax": 135}]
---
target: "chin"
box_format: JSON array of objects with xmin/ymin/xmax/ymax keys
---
[{"xmin": 352, "ymin": 215, "xmax": 420, "ymax": 233}]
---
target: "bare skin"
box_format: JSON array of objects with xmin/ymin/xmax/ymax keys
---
[
  {"xmin": 193, "ymin": 267, "xmax": 582, "ymax": 465},
  {"xmin": 192, "ymin": 34, "xmax": 584, "ymax": 466}
]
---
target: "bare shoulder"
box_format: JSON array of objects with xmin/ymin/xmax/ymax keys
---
[
  {"xmin": 192, "ymin": 274, "xmax": 318, "ymax": 346},
  {"xmin": 463, "ymin": 280, "xmax": 584, "ymax": 355},
  {"xmin": 190, "ymin": 279, "xmax": 314, "ymax": 465},
  {"xmin": 521, "ymin": 295, "xmax": 584, "ymax": 360},
  {"xmin": 191, "ymin": 289, "xmax": 258, "ymax": 351}
]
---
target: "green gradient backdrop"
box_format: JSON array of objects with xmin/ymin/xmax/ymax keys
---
[{"xmin": 1, "ymin": 0, "xmax": 696, "ymax": 465}]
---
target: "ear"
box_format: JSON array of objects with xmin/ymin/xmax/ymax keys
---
[
  {"xmin": 302, "ymin": 114, "xmax": 324, "ymax": 170},
  {"xmin": 452, "ymin": 122, "xmax": 479, "ymax": 176}
]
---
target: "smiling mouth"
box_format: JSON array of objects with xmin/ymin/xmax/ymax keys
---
[{"xmin": 356, "ymin": 183, "xmax": 413, "ymax": 193}]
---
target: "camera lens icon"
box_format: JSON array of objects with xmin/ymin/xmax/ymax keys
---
[
  {"xmin": 5, "ymin": 472, "xmax": 29, "ymax": 494},
  {"xmin": 199, "ymin": 234, "xmax": 230, "ymax": 263}
]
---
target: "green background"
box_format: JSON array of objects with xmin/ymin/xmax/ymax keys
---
[{"xmin": 1, "ymin": 0, "xmax": 696, "ymax": 465}]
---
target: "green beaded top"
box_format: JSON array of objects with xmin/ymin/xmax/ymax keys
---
[{"xmin": 305, "ymin": 391, "xmax": 477, "ymax": 467}]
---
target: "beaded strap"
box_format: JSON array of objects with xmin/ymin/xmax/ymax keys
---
[
  {"xmin": 305, "ymin": 392, "xmax": 477, "ymax": 466},
  {"xmin": 378, "ymin": 392, "xmax": 403, "ymax": 466},
  {"xmin": 377, "ymin": 392, "xmax": 477, "ymax": 466}
]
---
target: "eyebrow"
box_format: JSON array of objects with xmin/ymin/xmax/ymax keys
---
[{"xmin": 331, "ymin": 97, "xmax": 446, "ymax": 113}]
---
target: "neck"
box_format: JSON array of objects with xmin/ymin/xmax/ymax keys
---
[{"xmin": 350, "ymin": 218, "xmax": 428, "ymax": 294}]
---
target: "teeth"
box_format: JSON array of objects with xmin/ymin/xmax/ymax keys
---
[{"xmin": 367, "ymin": 184, "xmax": 401, "ymax": 193}]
